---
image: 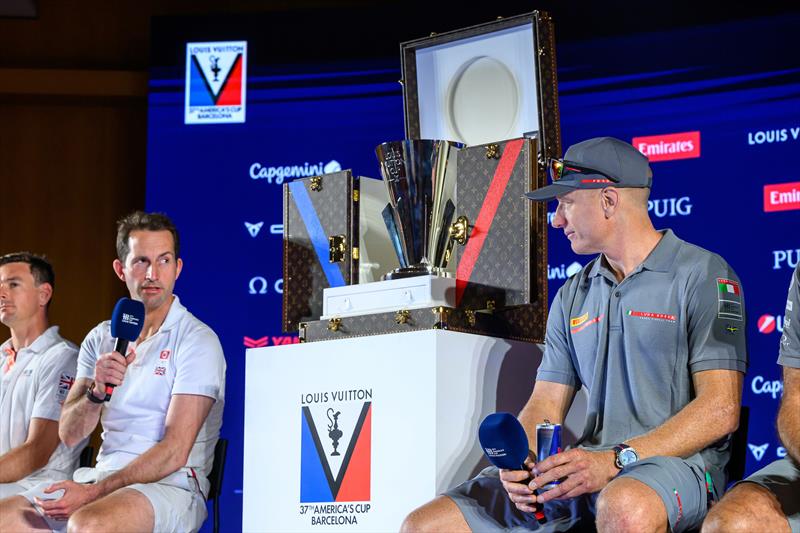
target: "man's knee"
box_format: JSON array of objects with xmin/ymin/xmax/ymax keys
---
[
  {"xmin": 702, "ymin": 483, "xmax": 790, "ymax": 533},
  {"xmin": 67, "ymin": 508, "xmax": 106, "ymax": 533},
  {"xmin": 400, "ymin": 496, "xmax": 470, "ymax": 533},
  {"xmin": 596, "ymin": 477, "xmax": 668, "ymax": 533}
]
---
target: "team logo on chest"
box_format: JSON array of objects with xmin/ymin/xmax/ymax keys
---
[
  {"xmin": 626, "ymin": 310, "xmax": 677, "ymax": 323},
  {"xmin": 570, "ymin": 313, "xmax": 604, "ymax": 334}
]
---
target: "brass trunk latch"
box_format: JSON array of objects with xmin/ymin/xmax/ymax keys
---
[
  {"xmin": 310, "ymin": 176, "xmax": 322, "ymax": 191},
  {"xmin": 485, "ymin": 143, "xmax": 500, "ymax": 159},
  {"xmin": 432, "ymin": 306, "xmax": 450, "ymax": 330},
  {"xmin": 395, "ymin": 309, "xmax": 411, "ymax": 324},
  {"xmin": 327, "ymin": 317, "xmax": 342, "ymax": 332},
  {"xmin": 329, "ymin": 234, "xmax": 347, "ymax": 263},
  {"xmin": 465, "ymin": 309, "xmax": 477, "ymax": 327},
  {"xmin": 448, "ymin": 216, "xmax": 469, "ymax": 246}
]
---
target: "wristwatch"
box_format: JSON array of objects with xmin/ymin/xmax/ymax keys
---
[
  {"xmin": 613, "ymin": 443, "xmax": 639, "ymax": 469},
  {"xmin": 85, "ymin": 383, "xmax": 105, "ymax": 404}
]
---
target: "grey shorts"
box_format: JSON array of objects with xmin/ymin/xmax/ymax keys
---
[
  {"xmin": 21, "ymin": 467, "xmax": 207, "ymax": 533},
  {"xmin": 735, "ymin": 457, "xmax": 800, "ymax": 531},
  {"xmin": 445, "ymin": 456, "xmax": 709, "ymax": 532}
]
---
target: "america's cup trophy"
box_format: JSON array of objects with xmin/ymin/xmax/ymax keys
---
[{"xmin": 375, "ymin": 139, "xmax": 465, "ymax": 280}]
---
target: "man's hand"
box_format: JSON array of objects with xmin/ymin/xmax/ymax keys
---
[
  {"xmin": 499, "ymin": 458, "xmax": 540, "ymax": 514},
  {"xmin": 93, "ymin": 349, "xmax": 136, "ymax": 395},
  {"xmin": 530, "ymin": 449, "xmax": 618, "ymax": 503},
  {"xmin": 35, "ymin": 481, "xmax": 102, "ymax": 520}
]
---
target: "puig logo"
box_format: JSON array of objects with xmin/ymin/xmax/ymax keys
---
[
  {"xmin": 648, "ymin": 197, "xmax": 692, "ymax": 217},
  {"xmin": 773, "ymin": 249, "xmax": 800, "ymax": 270}
]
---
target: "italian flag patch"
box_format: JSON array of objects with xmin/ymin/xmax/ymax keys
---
[{"xmin": 717, "ymin": 279, "xmax": 740, "ymax": 296}]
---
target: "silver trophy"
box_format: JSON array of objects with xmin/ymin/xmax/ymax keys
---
[{"xmin": 375, "ymin": 139, "xmax": 465, "ymax": 280}]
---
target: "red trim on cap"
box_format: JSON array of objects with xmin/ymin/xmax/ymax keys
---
[
  {"xmin": 456, "ymin": 139, "xmax": 524, "ymax": 304},
  {"xmin": 580, "ymin": 179, "xmax": 613, "ymax": 184}
]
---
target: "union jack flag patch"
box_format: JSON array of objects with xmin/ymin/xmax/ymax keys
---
[{"xmin": 57, "ymin": 373, "xmax": 75, "ymax": 404}]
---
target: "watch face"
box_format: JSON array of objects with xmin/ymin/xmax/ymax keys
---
[{"xmin": 619, "ymin": 448, "xmax": 638, "ymax": 466}]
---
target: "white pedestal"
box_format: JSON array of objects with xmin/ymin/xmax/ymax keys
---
[{"xmin": 243, "ymin": 330, "xmax": 542, "ymax": 532}]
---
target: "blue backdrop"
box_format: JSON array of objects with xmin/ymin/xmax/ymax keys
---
[{"xmin": 146, "ymin": 13, "xmax": 800, "ymax": 532}]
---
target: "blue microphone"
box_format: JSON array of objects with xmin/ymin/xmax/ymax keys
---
[
  {"xmin": 104, "ymin": 297, "xmax": 145, "ymax": 401},
  {"xmin": 479, "ymin": 412, "xmax": 530, "ymax": 470},
  {"xmin": 479, "ymin": 412, "xmax": 546, "ymax": 523}
]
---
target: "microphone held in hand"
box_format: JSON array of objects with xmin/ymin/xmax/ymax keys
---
[
  {"xmin": 104, "ymin": 298, "xmax": 145, "ymax": 401},
  {"xmin": 479, "ymin": 412, "xmax": 546, "ymax": 523},
  {"xmin": 479, "ymin": 412, "xmax": 530, "ymax": 470}
]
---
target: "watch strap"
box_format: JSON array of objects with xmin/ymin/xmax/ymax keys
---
[
  {"xmin": 85, "ymin": 383, "xmax": 105, "ymax": 404},
  {"xmin": 613, "ymin": 443, "xmax": 631, "ymax": 469}
]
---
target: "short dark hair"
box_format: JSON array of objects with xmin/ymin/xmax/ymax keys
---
[
  {"xmin": 116, "ymin": 211, "xmax": 181, "ymax": 262},
  {"xmin": 0, "ymin": 252, "xmax": 55, "ymax": 288}
]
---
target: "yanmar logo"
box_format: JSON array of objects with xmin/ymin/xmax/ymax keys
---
[
  {"xmin": 764, "ymin": 182, "xmax": 800, "ymax": 212},
  {"xmin": 632, "ymin": 131, "xmax": 700, "ymax": 162}
]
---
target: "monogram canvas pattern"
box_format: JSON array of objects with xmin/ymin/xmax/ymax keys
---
[{"xmin": 283, "ymin": 171, "xmax": 356, "ymax": 331}]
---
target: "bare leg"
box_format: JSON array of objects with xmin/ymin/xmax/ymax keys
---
[
  {"xmin": 67, "ymin": 488, "xmax": 154, "ymax": 533},
  {"xmin": 596, "ymin": 477, "xmax": 669, "ymax": 533},
  {"xmin": 702, "ymin": 482, "xmax": 790, "ymax": 533},
  {"xmin": 400, "ymin": 495, "xmax": 471, "ymax": 533}
]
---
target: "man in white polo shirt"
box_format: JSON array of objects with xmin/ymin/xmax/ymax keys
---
[
  {"xmin": 0, "ymin": 253, "xmax": 81, "ymax": 498},
  {"xmin": 0, "ymin": 212, "xmax": 226, "ymax": 533}
]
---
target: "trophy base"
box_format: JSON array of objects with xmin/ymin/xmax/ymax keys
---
[
  {"xmin": 321, "ymin": 274, "xmax": 456, "ymax": 319},
  {"xmin": 382, "ymin": 266, "xmax": 450, "ymax": 281}
]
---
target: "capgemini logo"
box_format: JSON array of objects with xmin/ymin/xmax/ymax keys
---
[
  {"xmin": 249, "ymin": 159, "xmax": 342, "ymax": 184},
  {"xmin": 548, "ymin": 262, "xmax": 582, "ymax": 280}
]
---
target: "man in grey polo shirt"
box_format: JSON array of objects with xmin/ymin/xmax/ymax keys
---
[
  {"xmin": 703, "ymin": 263, "xmax": 799, "ymax": 533},
  {"xmin": 401, "ymin": 137, "xmax": 746, "ymax": 532}
]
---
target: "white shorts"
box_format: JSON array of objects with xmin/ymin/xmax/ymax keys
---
[
  {"xmin": 21, "ymin": 467, "xmax": 207, "ymax": 533},
  {"xmin": 0, "ymin": 482, "xmax": 26, "ymax": 499}
]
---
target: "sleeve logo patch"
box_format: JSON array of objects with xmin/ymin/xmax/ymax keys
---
[
  {"xmin": 570, "ymin": 312, "xmax": 589, "ymax": 328},
  {"xmin": 626, "ymin": 310, "xmax": 677, "ymax": 322},
  {"xmin": 57, "ymin": 373, "xmax": 75, "ymax": 405},
  {"xmin": 717, "ymin": 278, "xmax": 740, "ymax": 296},
  {"xmin": 717, "ymin": 277, "xmax": 743, "ymax": 321}
]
